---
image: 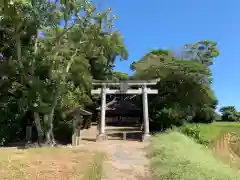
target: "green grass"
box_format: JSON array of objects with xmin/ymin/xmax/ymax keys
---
[
  {"xmin": 183, "ymin": 122, "xmax": 240, "ymax": 141},
  {"xmin": 149, "ymin": 132, "xmax": 240, "ymax": 180}
]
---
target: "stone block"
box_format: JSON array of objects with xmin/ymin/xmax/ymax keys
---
[
  {"xmin": 96, "ymin": 134, "xmax": 108, "ymax": 141},
  {"xmin": 142, "ymin": 134, "xmax": 151, "ymax": 142}
]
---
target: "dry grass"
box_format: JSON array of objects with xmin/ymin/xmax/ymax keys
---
[
  {"xmin": 82, "ymin": 151, "xmax": 105, "ymax": 180},
  {"xmin": 0, "ymin": 147, "xmax": 105, "ymax": 180},
  {"xmin": 210, "ymin": 132, "xmax": 240, "ymax": 169}
]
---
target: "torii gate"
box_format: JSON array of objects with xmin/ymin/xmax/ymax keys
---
[{"xmin": 91, "ymin": 79, "xmax": 159, "ymax": 142}]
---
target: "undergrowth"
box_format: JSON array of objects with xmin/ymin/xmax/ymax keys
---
[
  {"xmin": 181, "ymin": 122, "xmax": 240, "ymax": 142},
  {"xmin": 179, "ymin": 125, "xmax": 209, "ymax": 145}
]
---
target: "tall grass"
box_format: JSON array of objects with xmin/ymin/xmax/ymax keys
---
[
  {"xmin": 183, "ymin": 122, "xmax": 240, "ymax": 142},
  {"xmin": 149, "ymin": 132, "xmax": 240, "ymax": 180}
]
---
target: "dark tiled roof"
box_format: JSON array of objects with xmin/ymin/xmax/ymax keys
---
[
  {"xmin": 96, "ymin": 98, "xmax": 140, "ymax": 112},
  {"xmin": 65, "ymin": 106, "xmax": 92, "ymax": 116}
]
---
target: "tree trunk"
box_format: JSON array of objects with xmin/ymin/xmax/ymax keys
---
[
  {"xmin": 33, "ymin": 112, "xmax": 44, "ymax": 143},
  {"xmin": 48, "ymin": 107, "xmax": 56, "ymax": 145},
  {"xmin": 45, "ymin": 129, "xmax": 51, "ymax": 144},
  {"xmin": 43, "ymin": 113, "xmax": 56, "ymax": 146}
]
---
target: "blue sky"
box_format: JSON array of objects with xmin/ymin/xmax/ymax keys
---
[{"xmin": 95, "ymin": 0, "xmax": 240, "ymax": 110}]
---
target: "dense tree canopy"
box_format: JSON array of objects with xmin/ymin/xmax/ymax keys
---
[
  {"xmin": 219, "ymin": 106, "xmax": 240, "ymax": 122},
  {"xmin": 0, "ymin": 0, "xmax": 128, "ymax": 145},
  {"xmin": 0, "ymin": 0, "xmax": 226, "ymax": 145},
  {"xmin": 131, "ymin": 47, "xmax": 218, "ymax": 129}
]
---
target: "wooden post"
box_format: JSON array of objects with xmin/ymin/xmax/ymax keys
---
[
  {"xmin": 72, "ymin": 115, "xmax": 82, "ymax": 146},
  {"xmin": 142, "ymin": 84, "xmax": 151, "ymax": 141},
  {"xmin": 72, "ymin": 118, "xmax": 76, "ymax": 146},
  {"xmin": 76, "ymin": 126, "xmax": 81, "ymax": 146}
]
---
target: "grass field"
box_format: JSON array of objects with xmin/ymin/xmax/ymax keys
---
[
  {"xmin": 183, "ymin": 122, "xmax": 240, "ymax": 141},
  {"xmin": 0, "ymin": 147, "xmax": 105, "ymax": 180},
  {"xmin": 149, "ymin": 132, "xmax": 240, "ymax": 180}
]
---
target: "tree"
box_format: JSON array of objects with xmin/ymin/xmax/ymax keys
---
[
  {"xmin": 184, "ymin": 40, "xmax": 219, "ymax": 66},
  {"xmin": 0, "ymin": 0, "xmax": 56, "ymax": 144},
  {"xmin": 111, "ymin": 71, "xmax": 129, "ymax": 80},
  {"xmin": 32, "ymin": 2, "xmax": 127, "ymax": 144},
  {"xmin": 131, "ymin": 44, "xmax": 219, "ymax": 129},
  {"xmin": 219, "ymin": 106, "xmax": 240, "ymax": 122},
  {"xmin": 0, "ymin": 0, "xmax": 128, "ymax": 145}
]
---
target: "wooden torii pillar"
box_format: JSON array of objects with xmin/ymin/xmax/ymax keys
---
[{"xmin": 91, "ymin": 79, "xmax": 159, "ymax": 142}]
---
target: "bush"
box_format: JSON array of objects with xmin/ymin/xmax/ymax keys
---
[
  {"xmin": 180, "ymin": 125, "xmax": 209, "ymax": 145},
  {"xmin": 149, "ymin": 132, "xmax": 240, "ymax": 180},
  {"xmin": 54, "ymin": 121, "xmax": 73, "ymax": 144}
]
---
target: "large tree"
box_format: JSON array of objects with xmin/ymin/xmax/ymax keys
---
[
  {"xmin": 131, "ymin": 44, "xmax": 219, "ymax": 129},
  {"xmin": 0, "ymin": 0, "xmax": 128, "ymax": 145},
  {"xmin": 219, "ymin": 106, "xmax": 240, "ymax": 122}
]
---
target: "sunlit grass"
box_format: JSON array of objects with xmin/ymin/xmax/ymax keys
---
[
  {"xmin": 183, "ymin": 122, "xmax": 240, "ymax": 141},
  {"xmin": 149, "ymin": 132, "xmax": 240, "ymax": 180}
]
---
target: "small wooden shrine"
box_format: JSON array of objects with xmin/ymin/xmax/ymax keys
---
[
  {"xmin": 65, "ymin": 106, "xmax": 92, "ymax": 146},
  {"xmin": 96, "ymin": 95, "xmax": 141, "ymax": 125}
]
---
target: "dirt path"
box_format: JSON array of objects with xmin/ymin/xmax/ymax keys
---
[
  {"xmin": 101, "ymin": 141, "xmax": 151, "ymax": 180},
  {"xmin": 80, "ymin": 126, "xmax": 152, "ymax": 180}
]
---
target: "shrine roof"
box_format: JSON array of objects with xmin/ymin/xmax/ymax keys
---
[{"xmin": 96, "ymin": 98, "xmax": 140, "ymax": 112}]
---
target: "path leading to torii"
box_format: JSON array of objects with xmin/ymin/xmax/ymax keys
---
[{"xmin": 80, "ymin": 125, "xmax": 152, "ymax": 180}]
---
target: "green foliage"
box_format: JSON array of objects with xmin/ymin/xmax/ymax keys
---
[
  {"xmin": 184, "ymin": 40, "xmax": 219, "ymax": 66},
  {"xmin": 0, "ymin": 0, "xmax": 128, "ymax": 144},
  {"xmin": 132, "ymin": 45, "xmax": 218, "ymax": 129},
  {"xmin": 0, "ymin": 1, "xmax": 222, "ymax": 149},
  {"xmin": 149, "ymin": 132, "xmax": 240, "ymax": 180},
  {"xmin": 220, "ymin": 106, "xmax": 240, "ymax": 122},
  {"xmin": 182, "ymin": 122, "xmax": 240, "ymax": 142},
  {"xmin": 53, "ymin": 121, "xmax": 72, "ymax": 143},
  {"xmin": 180, "ymin": 125, "xmax": 209, "ymax": 145},
  {"xmin": 215, "ymin": 113, "xmax": 222, "ymax": 121},
  {"xmin": 111, "ymin": 71, "xmax": 129, "ymax": 80}
]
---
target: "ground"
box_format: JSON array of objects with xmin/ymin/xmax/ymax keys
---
[
  {"xmin": 0, "ymin": 125, "xmax": 151, "ymax": 180},
  {"xmin": 189, "ymin": 122, "xmax": 240, "ymax": 169},
  {"xmin": 147, "ymin": 122, "xmax": 240, "ymax": 180},
  {"xmin": 149, "ymin": 131, "xmax": 240, "ymax": 180},
  {"xmin": 2, "ymin": 122, "xmax": 240, "ymax": 180},
  {"xmin": 0, "ymin": 147, "xmax": 104, "ymax": 180},
  {"xmin": 80, "ymin": 125, "xmax": 151, "ymax": 180},
  {"xmin": 79, "ymin": 140, "xmax": 151, "ymax": 180}
]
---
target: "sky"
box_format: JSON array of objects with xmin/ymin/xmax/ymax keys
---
[{"xmin": 94, "ymin": 0, "xmax": 240, "ymax": 111}]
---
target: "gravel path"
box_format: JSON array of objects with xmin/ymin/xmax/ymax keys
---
[
  {"xmin": 81, "ymin": 126, "xmax": 152, "ymax": 180},
  {"xmin": 101, "ymin": 141, "xmax": 151, "ymax": 180}
]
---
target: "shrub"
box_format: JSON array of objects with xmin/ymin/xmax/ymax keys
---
[
  {"xmin": 180, "ymin": 125, "xmax": 209, "ymax": 145},
  {"xmin": 54, "ymin": 121, "xmax": 73, "ymax": 144}
]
